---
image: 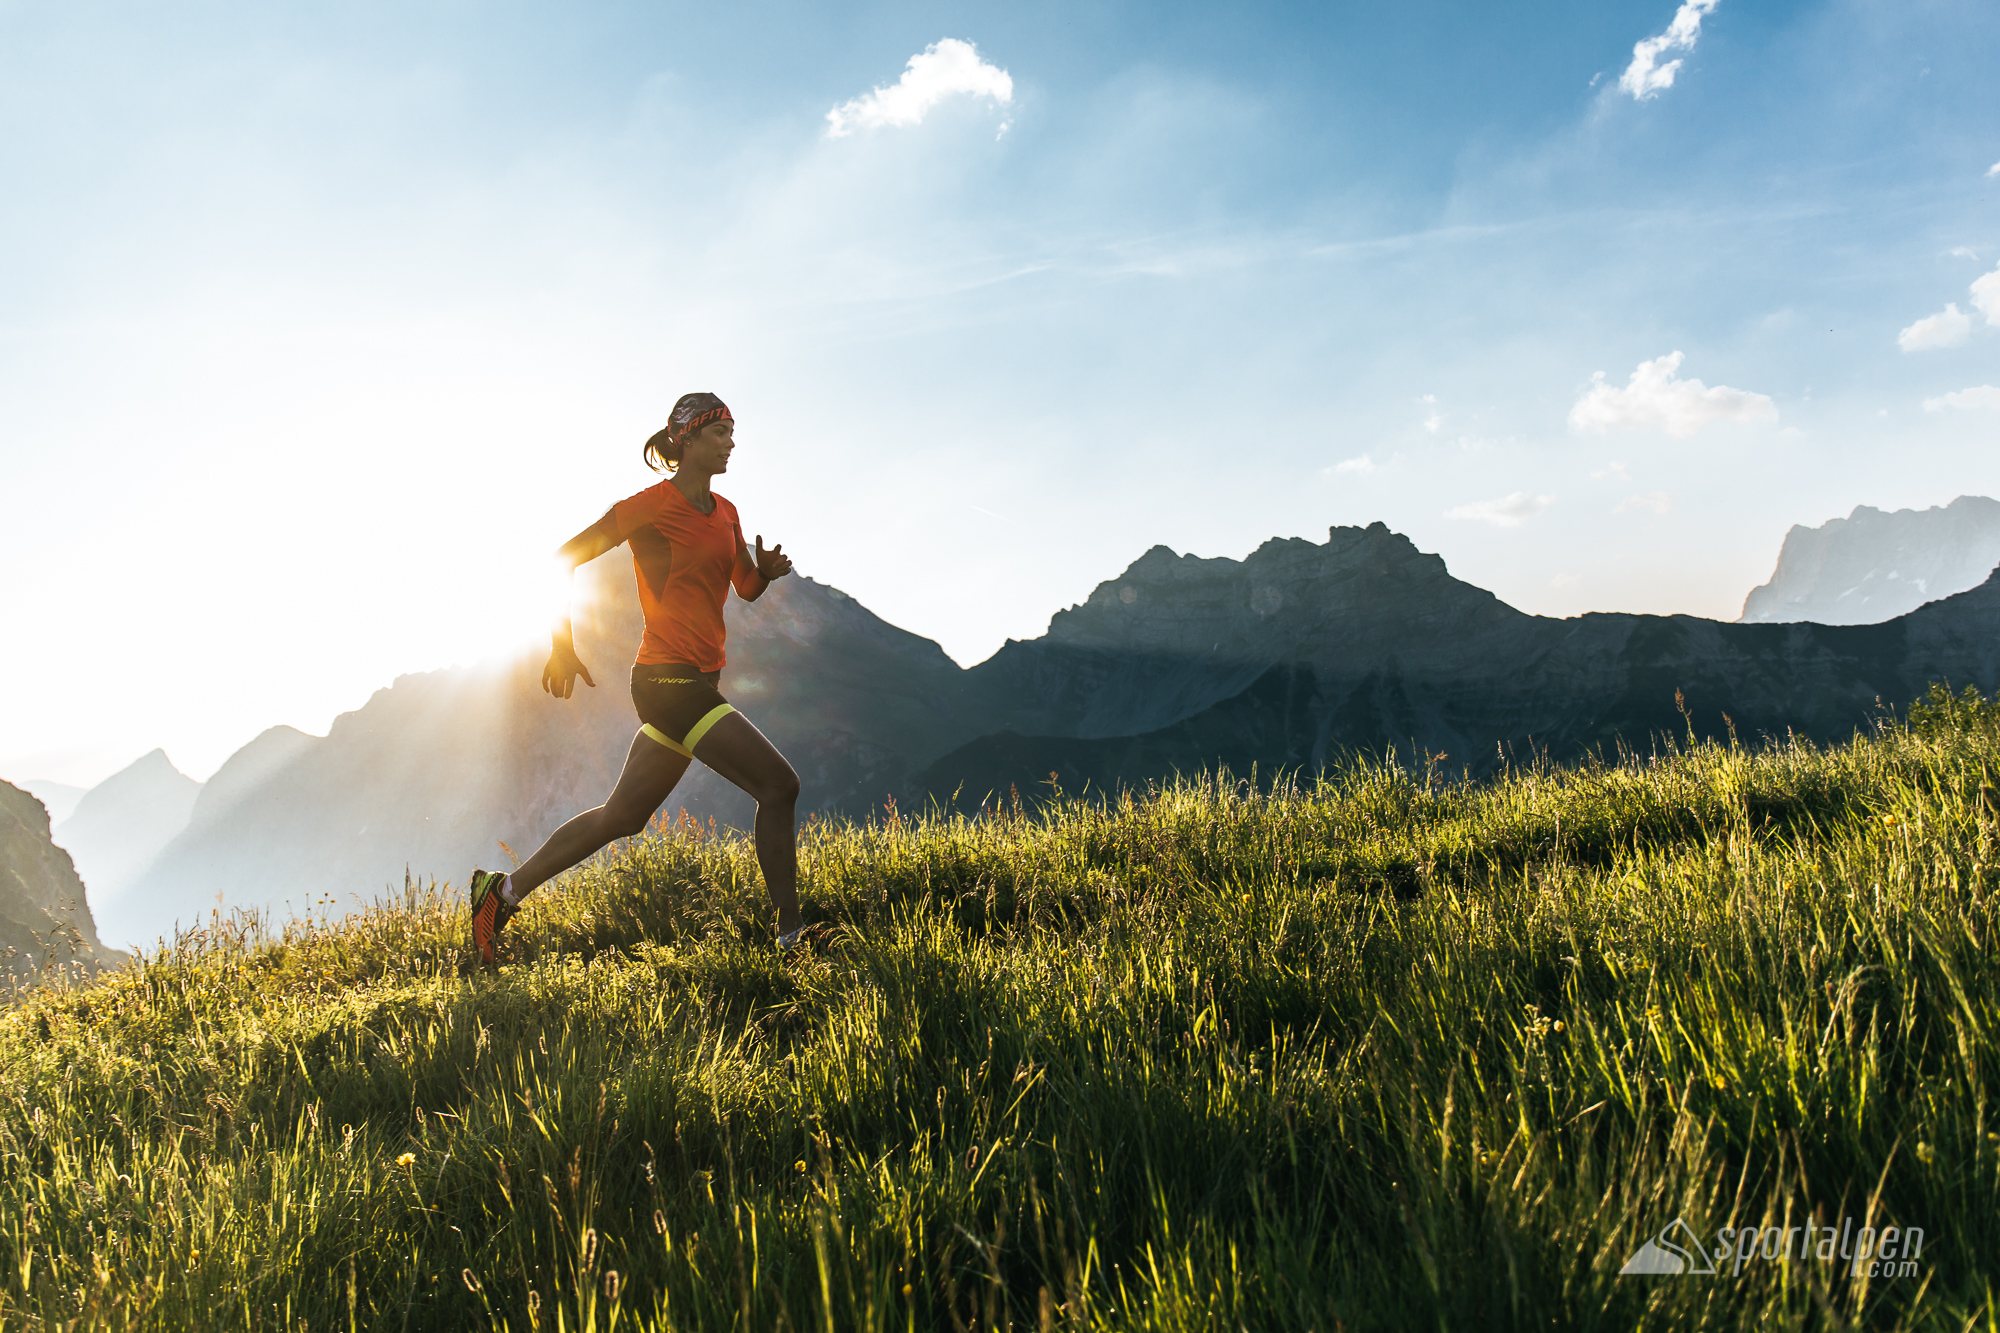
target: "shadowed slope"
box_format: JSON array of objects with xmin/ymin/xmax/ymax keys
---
[{"xmin": 0, "ymin": 782, "xmax": 124, "ymax": 980}]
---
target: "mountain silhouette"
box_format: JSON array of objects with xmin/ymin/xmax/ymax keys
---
[
  {"xmin": 104, "ymin": 519, "xmax": 2000, "ymax": 943},
  {"xmin": 919, "ymin": 521, "xmax": 2000, "ymax": 804}
]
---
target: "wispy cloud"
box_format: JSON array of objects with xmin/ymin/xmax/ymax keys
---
[
  {"xmin": 1619, "ymin": 0, "xmax": 1722, "ymax": 101},
  {"xmin": 1590, "ymin": 461, "xmax": 1632, "ymax": 482},
  {"xmin": 1950, "ymin": 246, "xmax": 1980, "ymax": 260},
  {"xmin": 1568, "ymin": 351, "xmax": 1776, "ymax": 437},
  {"xmin": 1419, "ymin": 394, "xmax": 1442, "ymax": 433},
  {"xmin": 1330, "ymin": 454, "xmax": 1378, "ymax": 475},
  {"xmin": 1924, "ymin": 386, "xmax": 2000, "ymax": 412},
  {"xmin": 1613, "ymin": 490, "xmax": 1674, "ymax": 514},
  {"xmin": 1988, "ymin": 161, "xmax": 2000, "ymax": 179},
  {"xmin": 1447, "ymin": 491, "xmax": 1554, "ymax": 527},
  {"xmin": 1898, "ymin": 303, "xmax": 1973, "ymax": 351},
  {"xmin": 825, "ymin": 39, "xmax": 1013, "ymax": 139}
]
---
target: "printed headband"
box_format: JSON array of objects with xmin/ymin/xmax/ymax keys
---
[{"xmin": 667, "ymin": 393, "xmax": 732, "ymax": 446}]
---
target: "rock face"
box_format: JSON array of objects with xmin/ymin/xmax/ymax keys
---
[
  {"xmin": 0, "ymin": 782, "xmax": 126, "ymax": 980},
  {"xmin": 52, "ymin": 750, "xmax": 201, "ymax": 922},
  {"xmin": 1740, "ymin": 496, "xmax": 2000, "ymax": 625}
]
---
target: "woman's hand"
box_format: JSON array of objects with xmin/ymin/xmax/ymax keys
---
[
  {"xmin": 542, "ymin": 640, "xmax": 597, "ymax": 699},
  {"xmin": 754, "ymin": 535, "xmax": 793, "ymax": 581}
]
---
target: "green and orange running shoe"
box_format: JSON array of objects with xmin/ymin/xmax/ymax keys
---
[{"xmin": 469, "ymin": 869, "xmax": 517, "ymax": 967}]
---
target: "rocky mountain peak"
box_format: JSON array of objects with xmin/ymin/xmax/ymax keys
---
[
  {"xmin": 1044, "ymin": 521, "xmax": 1509, "ymax": 657},
  {"xmin": 51, "ymin": 749, "xmax": 202, "ymax": 918},
  {"xmin": 1741, "ymin": 495, "xmax": 2000, "ymax": 625}
]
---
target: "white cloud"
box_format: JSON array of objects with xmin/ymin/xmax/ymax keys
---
[
  {"xmin": 1331, "ymin": 454, "xmax": 1377, "ymax": 475},
  {"xmin": 1904, "ymin": 265, "xmax": 2000, "ymax": 350},
  {"xmin": 1619, "ymin": 0, "xmax": 1722, "ymax": 101},
  {"xmin": 1446, "ymin": 491, "xmax": 1554, "ymax": 527},
  {"xmin": 1924, "ymin": 386, "xmax": 2000, "ymax": 412},
  {"xmin": 1568, "ymin": 351, "xmax": 1777, "ymax": 437},
  {"xmin": 1590, "ymin": 461, "xmax": 1632, "ymax": 482},
  {"xmin": 1613, "ymin": 490, "xmax": 1674, "ymax": 515},
  {"xmin": 1419, "ymin": 394, "xmax": 1442, "ymax": 433},
  {"xmin": 1988, "ymin": 161, "xmax": 2000, "ymax": 179},
  {"xmin": 825, "ymin": 39, "xmax": 1013, "ymax": 138},
  {"xmin": 1973, "ymin": 265, "xmax": 2000, "ymax": 322},
  {"xmin": 1898, "ymin": 303, "xmax": 1973, "ymax": 351},
  {"xmin": 1950, "ymin": 246, "xmax": 1979, "ymax": 260}
]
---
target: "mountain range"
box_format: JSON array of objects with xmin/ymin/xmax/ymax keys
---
[{"xmin": 28, "ymin": 511, "xmax": 2000, "ymax": 952}]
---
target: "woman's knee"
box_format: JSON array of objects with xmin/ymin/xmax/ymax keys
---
[{"xmin": 758, "ymin": 765, "xmax": 801, "ymax": 807}]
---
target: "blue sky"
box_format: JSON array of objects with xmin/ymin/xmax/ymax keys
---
[{"xmin": 3, "ymin": 0, "xmax": 1998, "ymax": 786}]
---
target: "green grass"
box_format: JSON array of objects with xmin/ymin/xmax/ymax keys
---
[{"xmin": 6, "ymin": 702, "xmax": 2000, "ymax": 1330}]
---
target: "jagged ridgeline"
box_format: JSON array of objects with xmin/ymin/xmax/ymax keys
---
[
  {"xmin": 110, "ymin": 521, "xmax": 2000, "ymax": 948},
  {"xmin": 1741, "ymin": 495, "xmax": 2000, "ymax": 626},
  {"xmin": 2, "ymin": 702, "xmax": 1997, "ymax": 1327}
]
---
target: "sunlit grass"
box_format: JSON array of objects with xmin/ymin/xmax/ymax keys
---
[{"xmin": 5, "ymin": 701, "xmax": 2000, "ymax": 1329}]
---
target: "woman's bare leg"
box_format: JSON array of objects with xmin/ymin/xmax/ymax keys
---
[
  {"xmin": 690, "ymin": 712, "xmax": 804, "ymax": 935},
  {"xmin": 509, "ymin": 730, "xmax": 692, "ymax": 898}
]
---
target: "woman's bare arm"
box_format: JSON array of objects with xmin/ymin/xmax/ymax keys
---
[
  {"xmin": 733, "ymin": 534, "xmax": 793, "ymax": 603},
  {"xmin": 543, "ymin": 521, "xmax": 621, "ymax": 698}
]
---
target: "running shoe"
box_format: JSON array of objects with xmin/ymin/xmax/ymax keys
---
[
  {"xmin": 469, "ymin": 869, "xmax": 517, "ymax": 967},
  {"xmin": 777, "ymin": 922, "xmax": 833, "ymax": 963}
]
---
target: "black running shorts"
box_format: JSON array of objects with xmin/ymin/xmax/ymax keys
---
[{"xmin": 629, "ymin": 663, "xmax": 737, "ymax": 758}]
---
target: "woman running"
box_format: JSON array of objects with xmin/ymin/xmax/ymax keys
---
[{"xmin": 468, "ymin": 392, "xmax": 805, "ymax": 965}]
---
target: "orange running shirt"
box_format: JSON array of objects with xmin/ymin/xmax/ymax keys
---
[{"xmin": 599, "ymin": 481, "xmax": 761, "ymax": 670}]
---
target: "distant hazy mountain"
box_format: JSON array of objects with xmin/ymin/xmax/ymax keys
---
[
  {"xmin": 0, "ymin": 782, "xmax": 126, "ymax": 980},
  {"xmin": 114, "ymin": 557, "xmax": 976, "ymax": 947},
  {"xmin": 18, "ymin": 780, "xmax": 85, "ymax": 826},
  {"xmin": 53, "ymin": 750, "xmax": 201, "ymax": 923},
  {"xmin": 185, "ymin": 726, "xmax": 317, "ymax": 832},
  {"xmin": 110, "ymin": 519, "xmax": 2000, "ymax": 945},
  {"xmin": 1740, "ymin": 496, "xmax": 2000, "ymax": 625}
]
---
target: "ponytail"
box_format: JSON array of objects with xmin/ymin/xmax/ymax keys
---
[{"xmin": 643, "ymin": 425, "xmax": 679, "ymax": 473}]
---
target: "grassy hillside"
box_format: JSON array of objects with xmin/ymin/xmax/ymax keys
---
[{"xmin": 5, "ymin": 694, "xmax": 2000, "ymax": 1330}]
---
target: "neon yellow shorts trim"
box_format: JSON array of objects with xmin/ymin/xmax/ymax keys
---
[
  {"xmin": 682, "ymin": 703, "xmax": 736, "ymax": 753},
  {"xmin": 639, "ymin": 724, "xmax": 694, "ymax": 758},
  {"xmin": 639, "ymin": 703, "xmax": 736, "ymax": 758}
]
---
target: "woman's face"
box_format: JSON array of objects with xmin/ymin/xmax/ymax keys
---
[{"xmin": 679, "ymin": 419, "xmax": 734, "ymax": 475}]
